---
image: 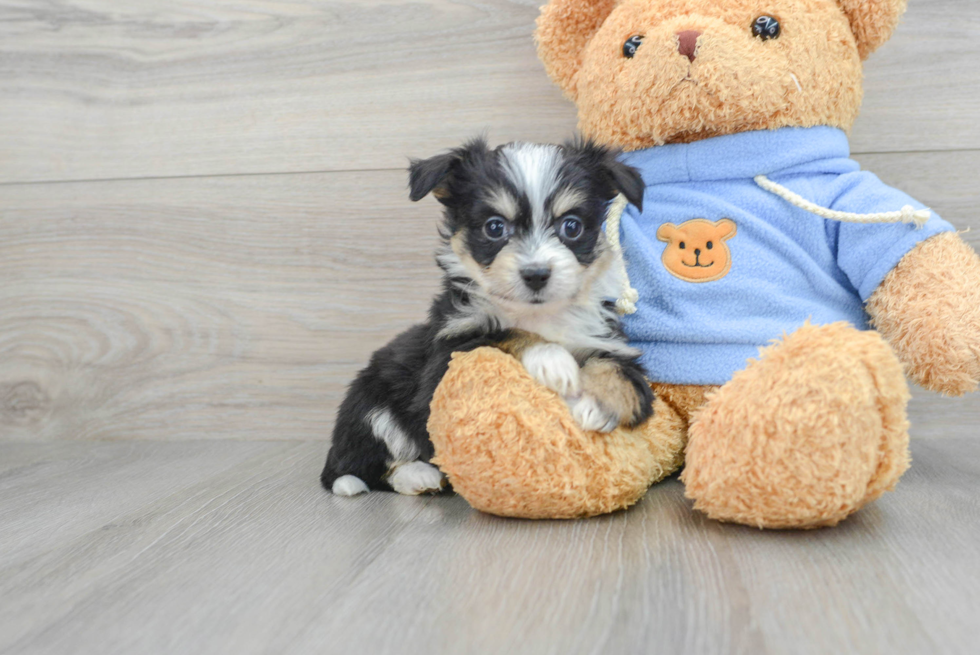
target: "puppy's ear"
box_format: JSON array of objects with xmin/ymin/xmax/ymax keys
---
[
  {"xmin": 408, "ymin": 153, "xmax": 455, "ymax": 202},
  {"xmin": 836, "ymin": 0, "xmax": 908, "ymax": 60},
  {"xmin": 566, "ymin": 139, "xmax": 646, "ymax": 212},
  {"xmin": 603, "ymin": 158, "xmax": 645, "ymax": 212},
  {"xmin": 408, "ymin": 137, "xmax": 492, "ymax": 203}
]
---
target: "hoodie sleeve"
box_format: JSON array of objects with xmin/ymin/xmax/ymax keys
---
[{"xmin": 825, "ymin": 170, "xmax": 956, "ymax": 301}]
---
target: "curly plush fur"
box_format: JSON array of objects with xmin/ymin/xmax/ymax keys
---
[
  {"xmin": 682, "ymin": 322, "xmax": 911, "ymax": 528},
  {"xmin": 867, "ymin": 232, "xmax": 980, "ymax": 396},
  {"xmin": 427, "ymin": 0, "xmax": 980, "ymax": 526},
  {"xmin": 428, "ymin": 347, "xmax": 684, "ymax": 519},
  {"xmin": 536, "ymin": 0, "xmax": 896, "ymax": 148}
]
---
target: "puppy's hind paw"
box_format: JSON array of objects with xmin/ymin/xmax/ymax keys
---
[
  {"xmin": 569, "ymin": 393, "xmax": 620, "ymax": 433},
  {"xmin": 388, "ymin": 461, "xmax": 447, "ymax": 496},
  {"xmin": 521, "ymin": 343, "xmax": 581, "ymax": 397}
]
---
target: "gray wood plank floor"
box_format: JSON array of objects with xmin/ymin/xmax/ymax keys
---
[{"xmin": 2, "ymin": 438, "xmax": 978, "ymax": 655}]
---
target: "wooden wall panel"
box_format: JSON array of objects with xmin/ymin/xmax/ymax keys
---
[{"xmin": 0, "ymin": 0, "xmax": 977, "ymax": 184}]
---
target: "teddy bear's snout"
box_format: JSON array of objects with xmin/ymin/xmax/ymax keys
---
[{"xmin": 676, "ymin": 30, "xmax": 701, "ymax": 62}]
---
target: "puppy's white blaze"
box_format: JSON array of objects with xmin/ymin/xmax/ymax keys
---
[
  {"xmin": 366, "ymin": 407, "xmax": 420, "ymax": 464},
  {"xmin": 500, "ymin": 143, "xmax": 563, "ymax": 228},
  {"xmin": 332, "ymin": 475, "xmax": 369, "ymax": 496},
  {"xmin": 388, "ymin": 461, "xmax": 446, "ymax": 495},
  {"xmin": 521, "ymin": 343, "xmax": 581, "ymax": 397}
]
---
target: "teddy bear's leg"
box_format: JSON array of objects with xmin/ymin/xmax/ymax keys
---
[
  {"xmin": 682, "ymin": 322, "xmax": 911, "ymax": 529},
  {"xmin": 651, "ymin": 383, "xmax": 716, "ymax": 425},
  {"xmin": 867, "ymin": 232, "xmax": 980, "ymax": 396},
  {"xmin": 427, "ymin": 348, "xmax": 693, "ymax": 518}
]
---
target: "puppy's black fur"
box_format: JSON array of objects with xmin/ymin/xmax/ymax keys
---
[{"xmin": 322, "ymin": 138, "xmax": 653, "ymax": 494}]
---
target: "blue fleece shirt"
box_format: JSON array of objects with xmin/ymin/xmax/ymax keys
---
[{"xmin": 617, "ymin": 127, "xmax": 955, "ymax": 385}]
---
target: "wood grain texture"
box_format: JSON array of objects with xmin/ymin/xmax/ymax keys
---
[
  {"xmin": 0, "ymin": 170, "xmax": 441, "ymax": 440},
  {"xmin": 1, "ymin": 153, "xmax": 977, "ymax": 441},
  {"xmin": 1, "ymin": 438, "xmax": 978, "ymax": 654},
  {"xmin": 0, "ymin": 0, "xmax": 978, "ymax": 184}
]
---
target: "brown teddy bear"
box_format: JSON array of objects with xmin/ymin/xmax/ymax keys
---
[{"xmin": 427, "ymin": 0, "xmax": 980, "ymax": 527}]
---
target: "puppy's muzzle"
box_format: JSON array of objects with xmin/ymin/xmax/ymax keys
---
[{"xmin": 521, "ymin": 266, "xmax": 552, "ymax": 292}]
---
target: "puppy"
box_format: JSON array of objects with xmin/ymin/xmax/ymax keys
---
[{"xmin": 321, "ymin": 138, "xmax": 654, "ymax": 496}]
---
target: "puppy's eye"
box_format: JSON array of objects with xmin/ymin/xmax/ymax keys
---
[
  {"xmin": 623, "ymin": 35, "xmax": 644, "ymax": 58},
  {"xmin": 753, "ymin": 16, "xmax": 780, "ymax": 40},
  {"xmin": 483, "ymin": 217, "xmax": 507, "ymax": 240},
  {"xmin": 559, "ymin": 217, "xmax": 584, "ymax": 240},
  {"xmin": 706, "ymin": 241, "xmax": 713, "ymax": 249},
  {"xmin": 679, "ymin": 241, "xmax": 686, "ymax": 249}
]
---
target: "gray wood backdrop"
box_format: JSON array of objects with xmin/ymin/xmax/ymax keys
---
[{"xmin": 1, "ymin": 0, "xmax": 978, "ymax": 441}]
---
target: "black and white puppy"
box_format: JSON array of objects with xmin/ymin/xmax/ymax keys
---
[{"xmin": 321, "ymin": 138, "xmax": 653, "ymax": 497}]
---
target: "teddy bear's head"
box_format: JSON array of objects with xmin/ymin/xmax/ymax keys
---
[
  {"xmin": 536, "ymin": 0, "xmax": 908, "ymax": 150},
  {"xmin": 657, "ymin": 218, "xmax": 737, "ymax": 282}
]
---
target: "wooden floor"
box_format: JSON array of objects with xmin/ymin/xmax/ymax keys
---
[
  {"xmin": 2, "ymin": 436, "xmax": 979, "ymax": 654},
  {"xmin": 1, "ymin": 1, "xmax": 979, "ymax": 653}
]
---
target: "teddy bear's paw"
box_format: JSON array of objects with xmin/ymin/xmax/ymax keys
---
[
  {"xmin": 568, "ymin": 393, "xmax": 620, "ymax": 433},
  {"xmin": 387, "ymin": 461, "xmax": 447, "ymax": 496},
  {"xmin": 521, "ymin": 343, "xmax": 581, "ymax": 397}
]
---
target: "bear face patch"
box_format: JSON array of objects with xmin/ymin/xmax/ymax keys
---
[{"xmin": 656, "ymin": 218, "xmax": 737, "ymax": 283}]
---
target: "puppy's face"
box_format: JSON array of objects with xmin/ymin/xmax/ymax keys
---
[{"xmin": 410, "ymin": 139, "xmax": 644, "ymax": 307}]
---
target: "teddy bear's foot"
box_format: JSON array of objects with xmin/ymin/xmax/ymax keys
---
[{"xmin": 682, "ymin": 322, "xmax": 911, "ymax": 529}]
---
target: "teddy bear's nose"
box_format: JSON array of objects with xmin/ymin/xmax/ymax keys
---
[
  {"xmin": 677, "ymin": 30, "xmax": 701, "ymax": 62},
  {"xmin": 694, "ymin": 248, "xmax": 702, "ymax": 256}
]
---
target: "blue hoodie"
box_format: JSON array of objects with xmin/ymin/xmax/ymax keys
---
[{"xmin": 616, "ymin": 126, "xmax": 955, "ymax": 386}]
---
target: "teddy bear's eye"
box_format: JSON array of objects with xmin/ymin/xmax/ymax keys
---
[
  {"xmin": 679, "ymin": 242, "xmax": 686, "ymax": 249},
  {"xmin": 707, "ymin": 241, "xmax": 714, "ymax": 249},
  {"xmin": 753, "ymin": 16, "xmax": 780, "ymax": 40},
  {"xmin": 623, "ymin": 35, "xmax": 644, "ymax": 58}
]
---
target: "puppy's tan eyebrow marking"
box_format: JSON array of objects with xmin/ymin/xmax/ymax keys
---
[
  {"xmin": 486, "ymin": 188, "xmax": 520, "ymax": 220},
  {"xmin": 550, "ymin": 187, "xmax": 586, "ymax": 218}
]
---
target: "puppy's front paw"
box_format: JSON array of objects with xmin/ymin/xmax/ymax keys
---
[
  {"xmin": 388, "ymin": 461, "xmax": 446, "ymax": 495},
  {"xmin": 568, "ymin": 393, "xmax": 620, "ymax": 433},
  {"xmin": 521, "ymin": 343, "xmax": 581, "ymax": 397}
]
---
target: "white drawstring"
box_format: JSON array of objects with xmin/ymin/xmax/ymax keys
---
[
  {"xmin": 754, "ymin": 175, "xmax": 931, "ymax": 228},
  {"xmin": 605, "ymin": 194, "xmax": 639, "ymax": 315}
]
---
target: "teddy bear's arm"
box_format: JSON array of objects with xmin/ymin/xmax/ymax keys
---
[{"xmin": 866, "ymin": 232, "xmax": 980, "ymax": 395}]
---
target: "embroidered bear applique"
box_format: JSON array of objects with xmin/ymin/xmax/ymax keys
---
[{"xmin": 656, "ymin": 218, "xmax": 737, "ymax": 283}]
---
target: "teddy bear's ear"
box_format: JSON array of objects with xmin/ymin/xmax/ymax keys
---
[
  {"xmin": 656, "ymin": 224, "xmax": 679, "ymax": 243},
  {"xmin": 536, "ymin": 0, "xmax": 618, "ymax": 99},
  {"xmin": 715, "ymin": 219, "xmax": 737, "ymax": 241},
  {"xmin": 836, "ymin": 0, "xmax": 908, "ymax": 60}
]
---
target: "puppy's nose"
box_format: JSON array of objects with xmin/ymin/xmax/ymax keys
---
[
  {"xmin": 677, "ymin": 30, "xmax": 701, "ymax": 62},
  {"xmin": 694, "ymin": 248, "xmax": 701, "ymax": 256},
  {"xmin": 521, "ymin": 267, "xmax": 552, "ymax": 292}
]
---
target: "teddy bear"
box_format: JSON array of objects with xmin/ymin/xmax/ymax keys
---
[{"xmin": 426, "ymin": 0, "xmax": 980, "ymax": 528}]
